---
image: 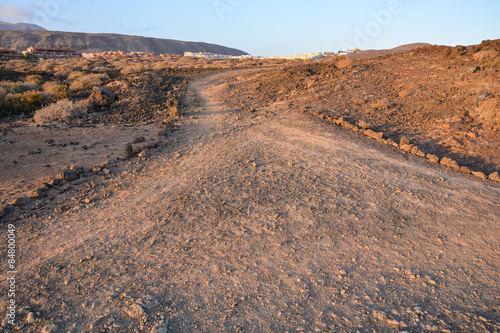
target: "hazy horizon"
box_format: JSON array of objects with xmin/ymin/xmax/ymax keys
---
[{"xmin": 1, "ymin": 0, "xmax": 499, "ymax": 57}]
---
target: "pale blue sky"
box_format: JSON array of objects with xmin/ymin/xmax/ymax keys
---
[{"xmin": 1, "ymin": 0, "xmax": 499, "ymax": 56}]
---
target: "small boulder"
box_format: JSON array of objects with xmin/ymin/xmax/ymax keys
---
[
  {"xmin": 124, "ymin": 144, "xmax": 134, "ymax": 159},
  {"xmin": 410, "ymin": 146, "xmax": 426, "ymax": 157},
  {"xmin": 440, "ymin": 157, "xmax": 460, "ymax": 170},
  {"xmin": 489, "ymin": 172, "xmax": 500, "ymax": 182},
  {"xmin": 13, "ymin": 197, "xmax": 30, "ymax": 206},
  {"xmin": 460, "ymin": 166, "xmax": 472, "ymax": 174},
  {"xmin": 426, "ymin": 154, "xmax": 440, "ymax": 164},
  {"xmin": 440, "ymin": 157, "xmax": 453, "ymax": 166},
  {"xmin": 400, "ymin": 137, "xmax": 410, "ymax": 146},
  {"xmin": 138, "ymin": 151, "xmax": 149, "ymax": 160},
  {"xmin": 61, "ymin": 169, "xmax": 78, "ymax": 182},
  {"xmin": 146, "ymin": 141, "xmax": 159, "ymax": 149},
  {"xmin": 364, "ymin": 129, "xmax": 384, "ymax": 140},
  {"xmin": 472, "ymin": 171, "xmax": 487, "ymax": 180},
  {"xmin": 26, "ymin": 312, "xmax": 36, "ymax": 324},
  {"xmin": 88, "ymin": 87, "xmax": 117, "ymax": 109},
  {"xmin": 448, "ymin": 160, "xmax": 460, "ymax": 171},
  {"xmin": 385, "ymin": 138, "xmax": 398, "ymax": 147},
  {"xmin": 400, "ymin": 144, "xmax": 413, "ymax": 153},
  {"xmin": 29, "ymin": 189, "xmax": 47, "ymax": 198},
  {"xmin": 126, "ymin": 304, "xmax": 146, "ymax": 318},
  {"xmin": 151, "ymin": 320, "xmax": 169, "ymax": 333},
  {"xmin": 41, "ymin": 324, "xmax": 59, "ymax": 333},
  {"xmin": 133, "ymin": 136, "xmax": 146, "ymax": 144}
]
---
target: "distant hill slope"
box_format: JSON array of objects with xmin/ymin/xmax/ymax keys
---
[
  {"xmin": 0, "ymin": 21, "xmax": 46, "ymax": 31},
  {"xmin": 346, "ymin": 43, "xmax": 431, "ymax": 60},
  {"xmin": 0, "ymin": 30, "xmax": 248, "ymax": 56}
]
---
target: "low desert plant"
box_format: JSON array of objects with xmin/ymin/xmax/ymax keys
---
[{"xmin": 33, "ymin": 99, "xmax": 87, "ymax": 124}]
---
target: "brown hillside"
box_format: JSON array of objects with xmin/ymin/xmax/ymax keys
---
[
  {"xmin": 346, "ymin": 43, "xmax": 431, "ymax": 59},
  {"xmin": 0, "ymin": 30, "xmax": 248, "ymax": 56}
]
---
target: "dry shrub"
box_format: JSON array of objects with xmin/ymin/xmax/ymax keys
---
[
  {"xmin": 67, "ymin": 71, "xmax": 86, "ymax": 81},
  {"xmin": 53, "ymin": 63, "xmax": 73, "ymax": 76},
  {"xmin": 0, "ymin": 81, "xmax": 39, "ymax": 94},
  {"xmin": 4, "ymin": 59, "xmax": 33, "ymax": 71},
  {"xmin": 120, "ymin": 62, "xmax": 146, "ymax": 75},
  {"xmin": 69, "ymin": 74, "xmax": 108, "ymax": 93},
  {"xmin": 37, "ymin": 59, "xmax": 56, "ymax": 72},
  {"xmin": 336, "ymin": 57, "xmax": 353, "ymax": 69},
  {"xmin": 0, "ymin": 87, "xmax": 6, "ymax": 103},
  {"xmin": 151, "ymin": 60, "xmax": 173, "ymax": 71},
  {"xmin": 0, "ymin": 91, "xmax": 45, "ymax": 117},
  {"xmin": 43, "ymin": 82, "xmax": 69, "ymax": 100},
  {"xmin": 33, "ymin": 99, "xmax": 87, "ymax": 124},
  {"xmin": 26, "ymin": 75, "xmax": 43, "ymax": 85},
  {"xmin": 73, "ymin": 59, "xmax": 92, "ymax": 71}
]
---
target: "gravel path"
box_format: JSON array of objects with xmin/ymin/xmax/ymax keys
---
[{"xmin": 2, "ymin": 71, "xmax": 500, "ymax": 332}]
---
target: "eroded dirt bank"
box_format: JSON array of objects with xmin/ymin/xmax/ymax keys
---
[{"xmin": 1, "ymin": 71, "xmax": 499, "ymax": 332}]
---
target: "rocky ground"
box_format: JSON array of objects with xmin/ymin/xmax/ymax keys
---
[
  {"xmin": 0, "ymin": 41, "xmax": 500, "ymax": 332},
  {"xmin": 221, "ymin": 40, "xmax": 500, "ymax": 175}
]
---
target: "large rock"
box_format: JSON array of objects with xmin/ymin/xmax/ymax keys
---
[{"xmin": 88, "ymin": 87, "xmax": 117, "ymax": 109}]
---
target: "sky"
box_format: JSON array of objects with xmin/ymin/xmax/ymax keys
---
[{"xmin": 0, "ymin": 0, "xmax": 499, "ymax": 56}]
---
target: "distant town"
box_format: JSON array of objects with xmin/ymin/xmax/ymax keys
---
[{"xmin": 0, "ymin": 46, "xmax": 359, "ymax": 61}]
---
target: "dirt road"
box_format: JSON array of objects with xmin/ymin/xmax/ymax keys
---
[{"xmin": 2, "ymin": 71, "xmax": 500, "ymax": 332}]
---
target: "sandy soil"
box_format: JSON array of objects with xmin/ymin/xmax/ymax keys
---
[
  {"xmin": 0, "ymin": 122, "xmax": 160, "ymax": 207},
  {"xmin": 1, "ymin": 70, "xmax": 499, "ymax": 332}
]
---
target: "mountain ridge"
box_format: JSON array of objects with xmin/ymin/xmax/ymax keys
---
[
  {"xmin": 0, "ymin": 29, "xmax": 248, "ymax": 56},
  {"xmin": 0, "ymin": 21, "xmax": 46, "ymax": 31}
]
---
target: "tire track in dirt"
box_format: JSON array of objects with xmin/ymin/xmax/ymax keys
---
[{"xmin": 2, "ymin": 70, "xmax": 500, "ymax": 332}]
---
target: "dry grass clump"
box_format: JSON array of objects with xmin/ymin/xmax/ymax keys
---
[{"xmin": 33, "ymin": 99, "xmax": 87, "ymax": 124}]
